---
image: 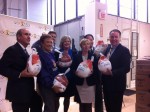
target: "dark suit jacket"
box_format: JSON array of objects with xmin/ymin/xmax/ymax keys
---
[
  {"xmin": 102, "ymin": 44, "xmax": 131, "ymax": 92},
  {"xmin": 0, "ymin": 43, "xmax": 35, "ymax": 103}
]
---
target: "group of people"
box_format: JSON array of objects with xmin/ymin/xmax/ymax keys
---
[{"xmin": 0, "ymin": 28, "xmax": 131, "ymax": 112}]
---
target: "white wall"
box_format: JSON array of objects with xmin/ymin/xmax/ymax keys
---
[{"xmin": 138, "ymin": 23, "xmax": 150, "ymax": 58}]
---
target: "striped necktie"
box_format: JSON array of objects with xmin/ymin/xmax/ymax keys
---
[{"xmin": 107, "ymin": 47, "xmax": 113, "ymax": 59}]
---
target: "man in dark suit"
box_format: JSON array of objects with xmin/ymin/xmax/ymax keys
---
[
  {"xmin": 0, "ymin": 28, "xmax": 43, "ymax": 112},
  {"xmin": 102, "ymin": 29, "xmax": 131, "ymax": 112}
]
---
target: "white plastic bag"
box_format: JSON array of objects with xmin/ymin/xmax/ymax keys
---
[
  {"xmin": 76, "ymin": 56, "xmax": 94, "ymax": 78},
  {"xmin": 94, "ymin": 40, "xmax": 108, "ymax": 55},
  {"xmin": 98, "ymin": 54, "xmax": 112, "ymax": 72},
  {"xmin": 53, "ymin": 68, "xmax": 70, "ymax": 93},
  {"xmin": 58, "ymin": 52, "xmax": 72, "ymax": 67},
  {"xmin": 0, "ymin": 99, "xmax": 12, "ymax": 112},
  {"xmin": 27, "ymin": 48, "xmax": 41, "ymax": 76}
]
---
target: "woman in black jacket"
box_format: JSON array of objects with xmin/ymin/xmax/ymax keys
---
[
  {"xmin": 55, "ymin": 35, "xmax": 76, "ymax": 112},
  {"xmin": 72, "ymin": 38, "xmax": 103, "ymax": 112}
]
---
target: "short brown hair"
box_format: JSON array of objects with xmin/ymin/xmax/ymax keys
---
[
  {"xmin": 40, "ymin": 34, "xmax": 52, "ymax": 43},
  {"xmin": 109, "ymin": 29, "xmax": 121, "ymax": 36},
  {"xmin": 48, "ymin": 31, "xmax": 57, "ymax": 35}
]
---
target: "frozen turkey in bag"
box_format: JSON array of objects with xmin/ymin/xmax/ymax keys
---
[
  {"xmin": 98, "ymin": 54, "xmax": 112, "ymax": 72},
  {"xmin": 94, "ymin": 40, "xmax": 107, "ymax": 55},
  {"xmin": 76, "ymin": 56, "xmax": 94, "ymax": 78},
  {"xmin": 53, "ymin": 68, "xmax": 70, "ymax": 93},
  {"xmin": 27, "ymin": 48, "xmax": 41, "ymax": 76},
  {"xmin": 58, "ymin": 51, "xmax": 72, "ymax": 67}
]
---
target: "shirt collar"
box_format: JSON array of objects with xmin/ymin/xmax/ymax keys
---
[
  {"xmin": 111, "ymin": 44, "xmax": 119, "ymax": 49},
  {"xmin": 18, "ymin": 42, "xmax": 26, "ymax": 50}
]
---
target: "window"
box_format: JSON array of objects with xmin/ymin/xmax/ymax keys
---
[
  {"xmin": 56, "ymin": 0, "xmax": 64, "ymax": 24},
  {"xmin": 100, "ymin": 0, "xmax": 106, "ymax": 4},
  {"xmin": 65, "ymin": 0, "xmax": 76, "ymax": 20},
  {"xmin": 52, "ymin": 0, "xmax": 55, "ymax": 25},
  {"xmin": 47, "ymin": 0, "xmax": 50, "ymax": 24},
  {"xmin": 78, "ymin": 0, "xmax": 91, "ymax": 16},
  {"xmin": 51, "ymin": 0, "xmax": 150, "ymax": 25},
  {"xmin": 27, "ymin": 0, "xmax": 47, "ymax": 24},
  {"xmin": 120, "ymin": 0, "xmax": 134, "ymax": 18},
  {"xmin": 107, "ymin": 0, "xmax": 118, "ymax": 15},
  {"xmin": 136, "ymin": 0, "xmax": 147, "ymax": 22},
  {"xmin": 148, "ymin": 0, "xmax": 150, "ymax": 23}
]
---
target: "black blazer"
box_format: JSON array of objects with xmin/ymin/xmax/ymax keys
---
[
  {"xmin": 72, "ymin": 51, "xmax": 102, "ymax": 103},
  {"xmin": 0, "ymin": 43, "xmax": 35, "ymax": 103},
  {"xmin": 102, "ymin": 44, "xmax": 131, "ymax": 92}
]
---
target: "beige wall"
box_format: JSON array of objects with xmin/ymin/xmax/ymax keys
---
[
  {"xmin": 138, "ymin": 23, "xmax": 150, "ymax": 58},
  {"xmin": 0, "ymin": 14, "xmax": 53, "ymax": 58},
  {"xmin": 95, "ymin": 14, "xmax": 150, "ymax": 58}
]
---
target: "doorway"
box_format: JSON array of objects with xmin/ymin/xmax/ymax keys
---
[{"xmin": 130, "ymin": 32, "xmax": 138, "ymax": 80}]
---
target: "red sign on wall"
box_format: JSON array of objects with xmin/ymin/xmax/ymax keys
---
[{"xmin": 98, "ymin": 10, "xmax": 106, "ymax": 20}]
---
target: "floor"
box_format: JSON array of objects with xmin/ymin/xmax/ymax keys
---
[
  {"xmin": 5, "ymin": 81, "xmax": 136, "ymax": 112},
  {"xmin": 58, "ymin": 81, "xmax": 136, "ymax": 112},
  {"xmin": 58, "ymin": 92, "xmax": 136, "ymax": 112},
  {"xmin": 122, "ymin": 89, "xmax": 136, "ymax": 112}
]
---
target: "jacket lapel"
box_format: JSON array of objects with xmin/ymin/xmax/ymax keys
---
[
  {"xmin": 15, "ymin": 43, "xmax": 29, "ymax": 60},
  {"xmin": 109, "ymin": 44, "xmax": 121, "ymax": 60}
]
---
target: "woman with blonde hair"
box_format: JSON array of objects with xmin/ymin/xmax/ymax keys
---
[
  {"xmin": 55, "ymin": 35, "xmax": 76, "ymax": 112},
  {"xmin": 72, "ymin": 38, "xmax": 102, "ymax": 112}
]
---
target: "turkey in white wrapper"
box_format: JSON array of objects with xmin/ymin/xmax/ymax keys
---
[
  {"xmin": 58, "ymin": 52, "xmax": 72, "ymax": 67},
  {"xmin": 94, "ymin": 40, "xmax": 107, "ymax": 55},
  {"xmin": 98, "ymin": 54, "xmax": 112, "ymax": 72},
  {"xmin": 53, "ymin": 68, "xmax": 70, "ymax": 93},
  {"xmin": 76, "ymin": 56, "xmax": 94, "ymax": 78},
  {"xmin": 27, "ymin": 48, "xmax": 41, "ymax": 76}
]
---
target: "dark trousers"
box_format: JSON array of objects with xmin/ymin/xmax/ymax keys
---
[
  {"xmin": 12, "ymin": 91, "xmax": 43, "ymax": 112},
  {"xmin": 103, "ymin": 91, "xmax": 124, "ymax": 112},
  {"xmin": 38, "ymin": 85, "xmax": 59, "ymax": 112},
  {"xmin": 79, "ymin": 103, "xmax": 92, "ymax": 112},
  {"xmin": 95, "ymin": 82, "xmax": 103, "ymax": 112},
  {"xmin": 63, "ymin": 96, "xmax": 70, "ymax": 112}
]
